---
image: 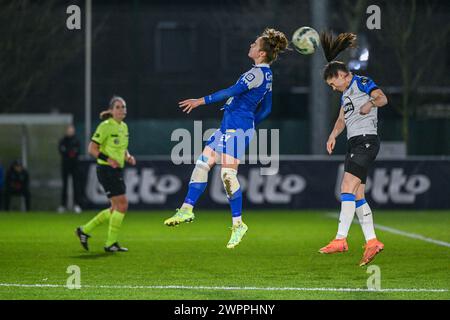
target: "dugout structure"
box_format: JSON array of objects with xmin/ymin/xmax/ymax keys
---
[{"xmin": 0, "ymin": 114, "xmax": 73, "ymax": 211}]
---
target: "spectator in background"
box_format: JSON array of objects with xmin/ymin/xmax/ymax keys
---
[
  {"xmin": 5, "ymin": 160, "xmax": 30, "ymax": 211},
  {"xmin": 58, "ymin": 124, "xmax": 82, "ymax": 213},
  {"xmin": 0, "ymin": 160, "xmax": 4, "ymax": 210}
]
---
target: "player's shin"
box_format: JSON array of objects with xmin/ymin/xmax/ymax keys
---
[
  {"xmin": 82, "ymin": 208, "xmax": 111, "ymax": 234},
  {"xmin": 106, "ymin": 210, "xmax": 125, "ymax": 247},
  {"xmin": 355, "ymin": 199, "xmax": 377, "ymax": 241},
  {"xmin": 181, "ymin": 157, "xmax": 210, "ymax": 210},
  {"xmin": 221, "ymin": 167, "xmax": 242, "ymax": 225},
  {"xmin": 336, "ymin": 193, "xmax": 356, "ymax": 239},
  {"xmin": 230, "ymin": 189, "xmax": 243, "ymax": 225}
]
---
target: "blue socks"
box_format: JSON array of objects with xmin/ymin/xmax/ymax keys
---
[
  {"xmin": 228, "ymin": 188, "xmax": 243, "ymax": 218},
  {"xmin": 184, "ymin": 182, "xmax": 207, "ymax": 206},
  {"xmin": 356, "ymin": 198, "xmax": 367, "ymax": 208}
]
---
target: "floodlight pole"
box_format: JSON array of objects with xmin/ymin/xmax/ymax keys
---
[
  {"xmin": 85, "ymin": 0, "xmax": 92, "ymax": 154},
  {"xmin": 310, "ymin": 0, "xmax": 330, "ymax": 154}
]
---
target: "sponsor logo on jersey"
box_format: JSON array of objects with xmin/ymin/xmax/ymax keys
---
[
  {"xmin": 360, "ymin": 76, "xmax": 369, "ymax": 85},
  {"xmin": 343, "ymin": 97, "xmax": 355, "ymax": 118},
  {"xmin": 245, "ymin": 73, "xmax": 255, "ymax": 82}
]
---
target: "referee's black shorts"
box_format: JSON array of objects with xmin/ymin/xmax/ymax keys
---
[
  {"xmin": 344, "ymin": 134, "xmax": 380, "ymax": 184},
  {"xmin": 96, "ymin": 165, "xmax": 126, "ymax": 198}
]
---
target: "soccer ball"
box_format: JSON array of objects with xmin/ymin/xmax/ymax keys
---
[{"xmin": 292, "ymin": 26, "xmax": 320, "ymax": 55}]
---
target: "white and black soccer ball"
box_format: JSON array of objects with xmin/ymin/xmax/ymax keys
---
[{"xmin": 292, "ymin": 26, "xmax": 320, "ymax": 55}]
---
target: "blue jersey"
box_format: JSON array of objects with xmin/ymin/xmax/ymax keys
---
[
  {"xmin": 204, "ymin": 63, "xmax": 273, "ymax": 126},
  {"xmin": 203, "ymin": 63, "xmax": 273, "ymax": 160}
]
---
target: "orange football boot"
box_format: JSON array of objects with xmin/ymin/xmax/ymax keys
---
[
  {"xmin": 318, "ymin": 238, "xmax": 348, "ymax": 254},
  {"xmin": 359, "ymin": 238, "xmax": 384, "ymax": 266}
]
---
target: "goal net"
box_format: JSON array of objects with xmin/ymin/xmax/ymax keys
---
[{"xmin": 0, "ymin": 114, "xmax": 73, "ymax": 211}]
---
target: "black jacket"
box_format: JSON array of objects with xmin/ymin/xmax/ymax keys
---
[
  {"xmin": 6, "ymin": 167, "xmax": 29, "ymax": 192},
  {"xmin": 59, "ymin": 136, "xmax": 81, "ymax": 161}
]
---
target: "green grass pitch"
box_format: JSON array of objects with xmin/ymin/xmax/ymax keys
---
[{"xmin": 0, "ymin": 210, "xmax": 449, "ymax": 300}]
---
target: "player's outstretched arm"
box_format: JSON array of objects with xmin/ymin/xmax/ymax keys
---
[
  {"xmin": 327, "ymin": 108, "xmax": 345, "ymax": 155},
  {"xmin": 179, "ymin": 97, "xmax": 206, "ymax": 114},
  {"xmin": 179, "ymin": 81, "xmax": 250, "ymax": 114},
  {"xmin": 203, "ymin": 82, "xmax": 249, "ymax": 105}
]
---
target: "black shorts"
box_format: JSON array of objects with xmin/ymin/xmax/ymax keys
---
[
  {"xmin": 96, "ymin": 165, "xmax": 126, "ymax": 198},
  {"xmin": 344, "ymin": 134, "xmax": 380, "ymax": 184}
]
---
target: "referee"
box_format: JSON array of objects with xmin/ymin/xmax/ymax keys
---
[{"xmin": 75, "ymin": 96, "xmax": 136, "ymax": 252}]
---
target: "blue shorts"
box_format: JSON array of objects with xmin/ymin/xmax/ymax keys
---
[{"xmin": 206, "ymin": 111, "xmax": 255, "ymax": 160}]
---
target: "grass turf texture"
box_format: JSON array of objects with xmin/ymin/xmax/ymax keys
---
[{"xmin": 0, "ymin": 210, "xmax": 449, "ymax": 300}]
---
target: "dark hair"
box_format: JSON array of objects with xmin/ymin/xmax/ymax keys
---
[
  {"xmin": 259, "ymin": 28, "xmax": 289, "ymax": 63},
  {"xmin": 323, "ymin": 61, "xmax": 350, "ymax": 81},
  {"xmin": 320, "ymin": 31, "xmax": 357, "ymax": 80},
  {"xmin": 99, "ymin": 95, "xmax": 126, "ymax": 120}
]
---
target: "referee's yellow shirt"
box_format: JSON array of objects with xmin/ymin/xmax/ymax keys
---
[{"xmin": 91, "ymin": 119, "xmax": 129, "ymax": 168}]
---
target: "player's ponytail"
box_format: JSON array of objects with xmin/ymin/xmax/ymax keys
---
[
  {"xmin": 99, "ymin": 95, "xmax": 126, "ymax": 120},
  {"xmin": 99, "ymin": 110, "xmax": 113, "ymax": 120},
  {"xmin": 260, "ymin": 28, "xmax": 289, "ymax": 64},
  {"xmin": 320, "ymin": 31, "xmax": 357, "ymax": 80}
]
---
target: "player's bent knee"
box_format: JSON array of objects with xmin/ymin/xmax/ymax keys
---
[
  {"xmin": 341, "ymin": 185, "xmax": 356, "ymax": 194},
  {"xmin": 222, "ymin": 158, "xmax": 239, "ymax": 168},
  {"xmin": 190, "ymin": 155, "xmax": 211, "ymax": 183},
  {"xmin": 202, "ymin": 147, "xmax": 218, "ymax": 166},
  {"xmin": 221, "ymin": 167, "xmax": 240, "ymax": 198},
  {"xmin": 113, "ymin": 196, "xmax": 128, "ymax": 213},
  {"xmin": 341, "ymin": 175, "xmax": 360, "ymax": 194},
  {"xmin": 340, "ymin": 179, "xmax": 352, "ymax": 193},
  {"xmin": 120, "ymin": 199, "xmax": 128, "ymax": 212},
  {"xmin": 356, "ymin": 186, "xmax": 366, "ymax": 200},
  {"xmin": 355, "ymin": 191, "xmax": 365, "ymax": 200},
  {"xmin": 196, "ymin": 154, "xmax": 212, "ymax": 171}
]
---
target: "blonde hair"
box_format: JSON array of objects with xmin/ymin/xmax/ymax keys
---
[
  {"xmin": 99, "ymin": 95, "xmax": 126, "ymax": 120},
  {"xmin": 259, "ymin": 28, "xmax": 289, "ymax": 63}
]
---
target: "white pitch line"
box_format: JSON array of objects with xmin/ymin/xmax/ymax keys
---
[
  {"xmin": 372, "ymin": 224, "xmax": 450, "ymax": 248},
  {"xmin": 325, "ymin": 213, "xmax": 450, "ymax": 248},
  {"xmin": 0, "ymin": 283, "xmax": 447, "ymax": 293}
]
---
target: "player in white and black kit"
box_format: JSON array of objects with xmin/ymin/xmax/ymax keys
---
[{"xmin": 317, "ymin": 32, "xmax": 388, "ymax": 266}]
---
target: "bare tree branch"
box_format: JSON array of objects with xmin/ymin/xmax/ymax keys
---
[
  {"xmin": 374, "ymin": 0, "xmax": 450, "ymax": 147},
  {"xmin": 0, "ymin": 0, "xmax": 108, "ymax": 113}
]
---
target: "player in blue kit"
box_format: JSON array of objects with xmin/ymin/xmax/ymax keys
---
[{"xmin": 164, "ymin": 28, "xmax": 288, "ymax": 249}]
